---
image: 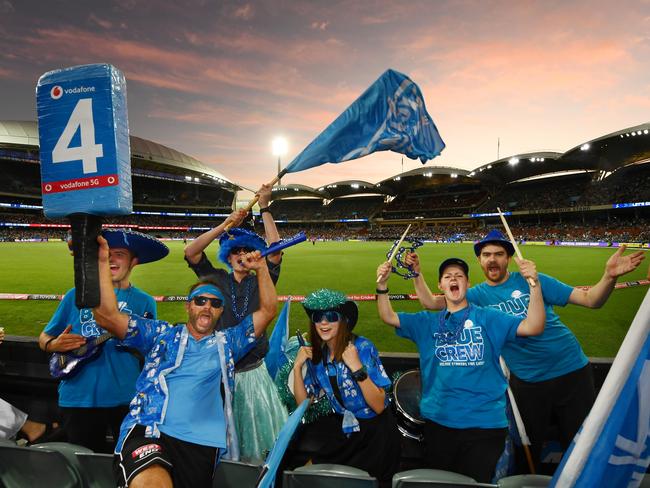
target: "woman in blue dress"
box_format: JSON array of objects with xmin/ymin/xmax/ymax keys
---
[{"xmin": 292, "ymin": 289, "xmax": 401, "ymax": 487}]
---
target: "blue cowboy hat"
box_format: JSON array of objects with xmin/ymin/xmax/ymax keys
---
[
  {"xmin": 473, "ymin": 229, "xmax": 515, "ymax": 257},
  {"xmin": 218, "ymin": 228, "xmax": 267, "ymax": 269},
  {"xmin": 102, "ymin": 229, "xmax": 169, "ymax": 264}
]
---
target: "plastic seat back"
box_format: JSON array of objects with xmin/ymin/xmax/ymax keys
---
[
  {"xmin": 76, "ymin": 452, "xmax": 117, "ymax": 488},
  {"xmin": 0, "ymin": 445, "xmax": 83, "ymax": 488},
  {"xmin": 284, "ymin": 463, "xmax": 378, "ymax": 488},
  {"xmin": 212, "ymin": 459, "xmax": 263, "ymax": 488},
  {"xmin": 497, "ymin": 474, "xmax": 552, "ymax": 488}
]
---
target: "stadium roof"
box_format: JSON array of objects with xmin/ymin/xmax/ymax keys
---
[
  {"xmin": 0, "ymin": 120, "xmax": 239, "ymax": 190},
  {"xmin": 469, "ymin": 123, "xmax": 650, "ymax": 185},
  {"xmin": 376, "ymin": 166, "xmax": 475, "ymax": 194},
  {"xmin": 270, "ymin": 183, "xmax": 325, "ymax": 199}
]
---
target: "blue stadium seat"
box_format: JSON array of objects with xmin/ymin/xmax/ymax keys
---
[{"xmin": 283, "ymin": 463, "xmax": 378, "ymax": 488}]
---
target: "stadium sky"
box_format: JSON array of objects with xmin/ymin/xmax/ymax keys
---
[{"xmin": 1, "ymin": 0, "xmax": 649, "ymax": 194}]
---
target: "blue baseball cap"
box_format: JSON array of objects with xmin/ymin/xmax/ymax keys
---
[
  {"xmin": 474, "ymin": 229, "xmax": 515, "ymax": 257},
  {"xmin": 438, "ymin": 258, "xmax": 469, "ymax": 280}
]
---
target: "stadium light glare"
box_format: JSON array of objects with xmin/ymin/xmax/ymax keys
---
[
  {"xmin": 185, "ymin": 175, "xmax": 192, "ymax": 181},
  {"xmin": 541, "ymin": 158, "xmax": 545, "ymax": 161},
  {"xmin": 509, "ymin": 157, "xmax": 519, "ymax": 165},
  {"xmin": 451, "ymin": 173, "xmax": 458, "ymax": 178},
  {"xmin": 351, "ymin": 183, "xmax": 359, "ymax": 188},
  {"xmin": 272, "ymin": 137, "xmax": 288, "ymax": 156},
  {"xmin": 394, "ymin": 177, "xmax": 401, "ymax": 181},
  {"xmin": 644, "ymin": 129, "xmax": 649, "ymax": 135},
  {"xmin": 580, "ymin": 144, "xmax": 590, "ymax": 151},
  {"xmin": 487, "ymin": 165, "xmax": 492, "ymax": 169}
]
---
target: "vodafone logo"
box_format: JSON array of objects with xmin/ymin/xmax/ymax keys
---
[{"xmin": 50, "ymin": 85, "xmax": 63, "ymax": 100}]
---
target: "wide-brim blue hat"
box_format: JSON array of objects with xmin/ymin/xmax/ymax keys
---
[
  {"xmin": 102, "ymin": 229, "xmax": 169, "ymax": 264},
  {"xmin": 218, "ymin": 228, "xmax": 267, "ymax": 268},
  {"xmin": 474, "ymin": 229, "xmax": 515, "ymax": 257}
]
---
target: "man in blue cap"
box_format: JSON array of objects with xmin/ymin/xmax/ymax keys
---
[
  {"xmin": 407, "ymin": 229, "xmax": 645, "ymax": 471},
  {"xmin": 39, "ymin": 229, "xmax": 169, "ymax": 452}
]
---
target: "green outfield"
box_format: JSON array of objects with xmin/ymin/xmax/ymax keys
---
[{"xmin": 0, "ymin": 240, "xmax": 647, "ymax": 357}]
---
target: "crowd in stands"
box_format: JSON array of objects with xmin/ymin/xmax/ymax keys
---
[{"xmin": 269, "ymin": 196, "xmax": 384, "ymax": 220}]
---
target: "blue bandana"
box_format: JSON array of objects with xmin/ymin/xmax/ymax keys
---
[{"xmin": 187, "ymin": 284, "xmax": 225, "ymax": 302}]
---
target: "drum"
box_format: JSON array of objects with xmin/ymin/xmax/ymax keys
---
[{"xmin": 392, "ymin": 369, "xmax": 424, "ymax": 442}]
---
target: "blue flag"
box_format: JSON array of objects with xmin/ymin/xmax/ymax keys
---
[
  {"xmin": 256, "ymin": 399, "xmax": 309, "ymax": 488},
  {"xmin": 550, "ymin": 290, "xmax": 650, "ymax": 487},
  {"xmin": 265, "ymin": 298, "xmax": 290, "ymax": 381},
  {"xmin": 283, "ymin": 69, "xmax": 445, "ymax": 174}
]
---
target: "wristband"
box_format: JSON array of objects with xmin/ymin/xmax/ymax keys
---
[
  {"xmin": 259, "ymin": 207, "xmax": 271, "ymax": 214},
  {"xmin": 44, "ymin": 337, "xmax": 56, "ymax": 353},
  {"xmin": 351, "ymin": 366, "xmax": 368, "ymax": 382},
  {"xmin": 375, "ymin": 288, "xmax": 389, "ymax": 295}
]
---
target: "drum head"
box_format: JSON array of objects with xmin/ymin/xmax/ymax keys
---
[{"xmin": 393, "ymin": 369, "xmax": 424, "ymax": 426}]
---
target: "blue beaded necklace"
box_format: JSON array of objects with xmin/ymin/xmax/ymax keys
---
[
  {"xmin": 435, "ymin": 304, "xmax": 471, "ymax": 346},
  {"xmin": 229, "ymin": 274, "xmax": 251, "ymax": 321}
]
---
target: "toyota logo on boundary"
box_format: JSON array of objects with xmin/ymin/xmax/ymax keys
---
[{"xmin": 50, "ymin": 85, "xmax": 63, "ymax": 100}]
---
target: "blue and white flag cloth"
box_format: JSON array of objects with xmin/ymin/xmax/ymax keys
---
[
  {"xmin": 265, "ymin": 298, "xmax": 290, "ymax": 381},
  {"xmin": 550, "ymin": 289, "xmax": 650, "ymax": 488},
  {"xmin": 256, "ymin": 399, "xmax": 309, "ymax": 488},
  {"xmin": 283, "ymin": 69, "xmax": 445, "ymax": 174}
]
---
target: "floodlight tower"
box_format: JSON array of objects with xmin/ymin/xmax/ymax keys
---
[{"xmin": 272, "ymin": 137, "xmax": 288, "ymax": 186}]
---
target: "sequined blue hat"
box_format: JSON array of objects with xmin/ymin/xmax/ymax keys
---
[
  {"xmin": 302, "ymin": 289, "xmax": 358, "ymax": 329},
  {"xmin": 218, "ymin": 228, "xmax": 267, "ymax": 269}
]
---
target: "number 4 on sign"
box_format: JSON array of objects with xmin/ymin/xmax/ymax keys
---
[{"xmin": 52, "ymin": 98, "xmax": 104, "ymax": 174}]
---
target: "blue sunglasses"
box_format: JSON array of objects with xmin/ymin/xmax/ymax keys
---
[{"xmin": 311, "ymin": 310, "xmax": 342, "ymax": 323}]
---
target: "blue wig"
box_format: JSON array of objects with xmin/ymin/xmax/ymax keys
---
[{"xmin": 218, "ymin": 228, "xmax": 267, "ymax": 269}]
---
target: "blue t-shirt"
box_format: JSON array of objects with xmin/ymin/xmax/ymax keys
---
[
  {"xmin": 159, "ymin": 334, "xmax": 226, "ymax": 448},
  {"xmin": 397, "ymin": 305, "xmax": 520, "ymax": 429},
  {"xmin": 305, "ymin": 336, "xmax": 391, "ymax": 419},
  {"xmin": 467, "ymin": 272, "xmax": 588, "ymax": 382},
  {"xmin": 44, "ymin": 286, "xmax": 156, "ymax": 407}
]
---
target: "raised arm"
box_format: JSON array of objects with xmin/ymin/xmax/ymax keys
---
[
  {"xmin": 568, "ymin": 245, "xmax": 645, "ymax": 309},
  {"xmin": 514, "ymin": 257, "xmax": 545, "ymax": 336},
  {"xmin": 92, "ymin": 236, "xmax": 129, "ymax": 339},
  {"xmin": 376, "ymin": 261, "xmax": 401, "ymax": 328},
  {"xmin": 257, "ymin": 182, "xmax": 281, "ymax": 264},
  {"xmin": 240, "ymin": 250, "xmax": 277, "ymax": 336},
  {"xmin": 184, "ymin": 209, "xmax": 248, "ymax": 264},
  {"xmin": 405, "ymin": 252, "xmax": 445, "ymax": 310}
]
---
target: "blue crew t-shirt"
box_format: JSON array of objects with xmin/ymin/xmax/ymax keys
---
[
  {"xmin": 467, "ymin": 272, "xmax": 588, "ymax": 382},
  {"xmin": 44, "ymin": 286, "xmax": 157, "ymax": 408},
  {"xmin": 159, "ymin": 333, "xmax": 226, "ymax": 448},
  {"xmin": 397, "ymin": 305, "xmax": 520, "ymax": 429}
]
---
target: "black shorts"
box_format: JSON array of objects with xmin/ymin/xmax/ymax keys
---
[{"xmin": 114, "ymin": 425, "xmax": 220, "ymax": 488}]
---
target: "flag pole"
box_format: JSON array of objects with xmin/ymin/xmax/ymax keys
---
[
  {"xmin": 224, "ymin": 170, "xmax": 288, "ymax": 231},
  {"xmin": 496, "ymin": 207, "xmax": 536, "ymax": 288},
  {"xmin": 501, "ymin": 357, "xmax": 536, "ymax": 474}
]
